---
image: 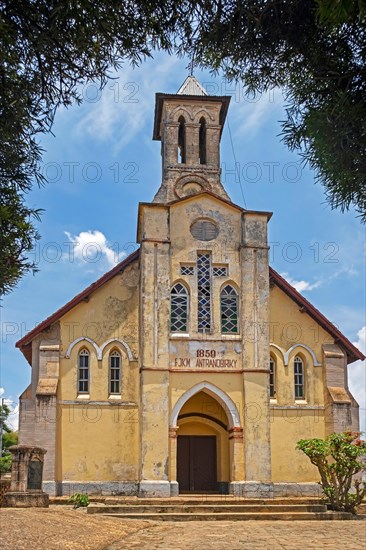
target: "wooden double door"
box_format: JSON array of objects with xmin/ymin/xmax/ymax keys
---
[{"xmin": 177, "ymin": 435, "xmax": 217, "ymax": 492}]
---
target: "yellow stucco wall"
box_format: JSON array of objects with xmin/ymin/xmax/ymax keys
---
[
  {"xmin": 270, "ymin": 409, "xmax": 325, "ymax": 482},
  {"xmin": 55, "ymin": 261, "xmax": 140, "ymax": 482},
  {"xmin": 268, "ymin": 284, "xmax": 332, "ymax": 481}
]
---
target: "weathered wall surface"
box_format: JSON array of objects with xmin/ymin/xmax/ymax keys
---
[
  {"xmin": 268, "ymin": 284, "xmax": 355, "ymax": 482},
  {"xmin": 56, "ymin": 261, "xmax": 139, "ymax": 488},
  {"xmin": 270, "ymin": 409, "xmax": 325, "ymax": 482}
]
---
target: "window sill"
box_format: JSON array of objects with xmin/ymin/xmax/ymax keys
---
[
  {"xmin": 170, "ymin": 333, "xmax": 190, "ymax": 338},
  {"xmin": 221, "ymin": 334, "xmax": 241, "ymax": 340},
  {"xmin": 77, "ymin": 394, "xmax": 90, "ymax": 399},
  {"xmin": 108, "ymin": 395, "xmax": 122, "ymax": 400},
  {"xmin": 295, "ymin": 399, "xmax": 307, "ymax": 404}
]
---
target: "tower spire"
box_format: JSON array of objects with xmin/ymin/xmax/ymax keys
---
[{"xmin": 176, "ymin": 75, "xmax": 208, "ymax": 96}]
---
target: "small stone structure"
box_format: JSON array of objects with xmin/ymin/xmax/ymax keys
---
[
  {"xmin": 0, "ymin": 478, "xmax": 11, "ymax": 506},
  {"xmin": 2, "ymin": 445, "xmax": 49, "ymax": 507}
]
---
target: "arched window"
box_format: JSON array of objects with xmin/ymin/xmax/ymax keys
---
[
  {"xmin": 199, "ymin": 117, "xmax": 207, "ymax": 164},
  {"xmin": 294, "ymin": 355, "xmax": 305, "ymax": 399},
  {"xmin": 269, "ymin": 357, "xmax": 276, "ymax": 398},
  {"xmin": 170, "ymin": 283, "xmax": 189, "ymax": 332},
  {"xmin": 220, "ymin": 285, "xmax": 239, "ymax": 333},
  {"xmin": 78, "ymin": 349, "xmax": 89, "ymax": 394},
  {"xmin": 178, "ymin": 116, "xmax": 186, "ymax": 163},
  {"xmin": 109, "ymin": 350, "xmax": 121, "ymax": 395}
]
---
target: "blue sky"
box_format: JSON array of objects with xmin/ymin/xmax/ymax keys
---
[{"xmin": 1, "ymin": 51, "xmax": 365, "ymax": 433}]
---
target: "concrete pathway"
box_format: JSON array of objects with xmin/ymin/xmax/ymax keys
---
[{"xmin": 107, "ymin": 519, "xmax": 366, "ymax": 550}]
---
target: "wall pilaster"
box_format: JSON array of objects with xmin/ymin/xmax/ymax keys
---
[
  {"xmin": 241, "ymin": 213, "xmax": 272, "ymax": 483},
  {"xmin": 138, "ymin": 206, "xmax": 172, "ymax": 496}
]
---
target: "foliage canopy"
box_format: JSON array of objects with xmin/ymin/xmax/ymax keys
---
[
  {"xmin": 1, "ymin": 1, "xmax": 365, "ymax": 293},
  {"xmin": 297, "ymin": 431, "xmax": 366, "ymax": 514},
  {"xmin": 0, "ymin": 403, "xmax": 17, "ymax": 473}
]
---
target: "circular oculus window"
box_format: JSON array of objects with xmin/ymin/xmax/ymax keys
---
[
  {"xmin": 190, "ymin": 219, "xmax": 219, "ymax": 241},
  {"xmin": 181, "ymin": 182, "xmax": 203, "ymax": 196}
]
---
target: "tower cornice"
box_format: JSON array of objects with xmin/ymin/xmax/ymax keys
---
[{"xmin": 153, "ymin": 93, "xmax": 231, "ymax": 141}]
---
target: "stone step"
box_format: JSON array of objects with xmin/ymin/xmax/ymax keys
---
[
  {"xmin": 103, "ymin": 497, "xmax": 323, "ymax": 506},
  {"xmin": 52, "ymin": 496, "xmax": 324, "ymax": 506},
  {"xmin": 98, "ymin": 511, "xmax": 353, "ymax": 521},
  {"xmin": 87, "ymin": 503, "xmax": 327, "ymax": 514}
]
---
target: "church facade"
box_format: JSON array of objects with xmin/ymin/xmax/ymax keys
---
[{"xmin": 16, "ymin": 77, "xmax": 364, "ymax": 498}]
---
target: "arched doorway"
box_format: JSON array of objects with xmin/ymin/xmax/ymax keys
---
[
  {"xmin": 177, "ymin": 391, "xmax": 229, "ymax": 492},
  {"xmin": 170, "ymin": 382, "xmax": 243, "ymax": 495}
]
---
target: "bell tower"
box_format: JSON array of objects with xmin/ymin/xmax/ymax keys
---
[{"xmin": 152, "ymin": 76, "xmax": 231, "ymax": 202}]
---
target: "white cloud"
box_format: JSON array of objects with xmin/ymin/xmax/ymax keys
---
[
  {"xmin": 231, "ymin": 87, "xmax": 284, "ymax": 137},
  {"xmin": 64, "ymin": 230, "xmax": 126, "ymax": 268},
  {"xmin": 280, "ymin": 272, "xmax": 322, "ymax": 293},
  {"xmin": 328, "ymin": 266, "xmax": 359, "ymax": 280},
  {"xmin": 0, "ymin": 387, "xmax": 19, "ymax": 432},
  {"xmin": 349, "ymin": 326, "xmax": 366, "ymax": 435},
  {"xmin": 75, "ymin": 54, "xmax": 180, "ymax": 153}
]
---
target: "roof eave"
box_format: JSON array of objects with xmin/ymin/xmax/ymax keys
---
[{"xmin": 15, "ymin": 249, "xmax": 140, "ymax": 351}]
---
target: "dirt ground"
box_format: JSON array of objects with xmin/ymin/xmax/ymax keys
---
[
  {"xmin": 1, "ymin": 506, "xmax": 365, "ymax": 550},
  {"xmin": 0, "ymin": 506, "xmax": 150, "ymax": 550}
]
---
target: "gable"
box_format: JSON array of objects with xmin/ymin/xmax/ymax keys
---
[
  {"xmin": 60, "ymin": 259, "xmax": 139, "ymax": 348},
  {"xmin": 16, "ymin": 249, "xmax": 140, "ymax": 360},
  {"xmin": 169, "ymin": 193, "xmax": 243, "ymax": 251}
]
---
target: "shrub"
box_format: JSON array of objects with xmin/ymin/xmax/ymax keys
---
[
  {"xmin": 297, "ymin": 431, "xmax": 366, "ymax": 514},
  {"xmin": 0, "ymin": 453, "xmax": 12, "ymax": 474},
  {"xmin": 68, "ymin": 493, "xmax": 90, "ymax": 508}
]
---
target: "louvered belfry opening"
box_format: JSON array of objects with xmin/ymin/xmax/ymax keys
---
[
  {"xmin": 178, "ymin": 116, "xmax": 186, "ymax": 163},
  {"xmin": 199, "ymin": 117, "xmax": 207, "ymax": 164},
  {"xmin": 152, "ymin": 75, "xmax": 232, "ymax": 203}
]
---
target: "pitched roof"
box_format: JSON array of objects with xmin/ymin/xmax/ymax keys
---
[
  {"xmin": 16, "ymin": 249, "xmax": 140, "ymax": 352},
  {"xmin": 269, "ymin": 267, "xmax": 365, "ymax": 364},
  {"xmin": 177, "ymin": 76, "xmax": 208, "ymax": 96},
  {"xmin": 15, "ymin": 247, "xmax": 364, "ymax": 365}
]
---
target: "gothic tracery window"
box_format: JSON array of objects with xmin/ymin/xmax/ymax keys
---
[
  {"xmin": 78, "ymin": 348, "xmax": 89, "ymax": 394},
  {"xmin": 170, "ymin": 283, "xmax": 189, "ymax": 332},
  {"xmin": 180, "ymin": 265, "xmax": 194, "ymax": 276},
  {"xmin": 213, "ymin": 266, "xmax": 228, "ymax": 277},
  {"xmin": 220, "ymin": 285, "xmax": 239, "ymax": 333},
  {"xmin": 197, "ymin": 253, "xmax": 212, "ymax": 333}
]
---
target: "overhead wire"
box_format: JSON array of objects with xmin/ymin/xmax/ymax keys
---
[{"xmin": 226, "ymin": 114, "xmax": 247, "ymax": 209}]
